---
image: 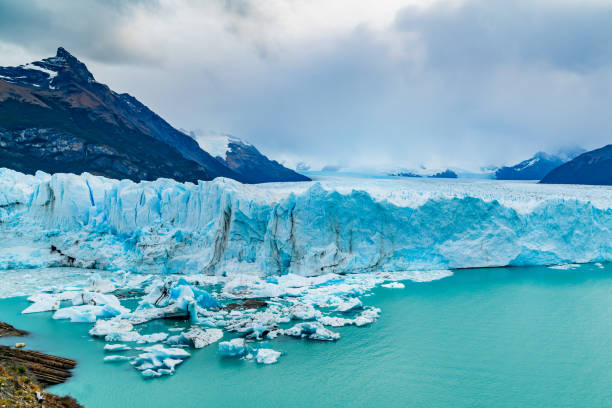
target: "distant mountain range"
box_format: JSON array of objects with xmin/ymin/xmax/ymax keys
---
[
  {"xmin": 0, "ymin": 48, "xmax": 308, "ymax": 184},
  {"xmin": 495, "ymin": 148, "xmax": 584, "ymax": 180},
  {"xmin": 540, "ymin": 145, "xmax": 612, "ymax": 185},
  {"xmin": 389, "ymin": 169, "xmax": 458, "ymax": 179},
  {"xmin": 187, "ymin": 130, "xmax": 310, "ymax": 183}
]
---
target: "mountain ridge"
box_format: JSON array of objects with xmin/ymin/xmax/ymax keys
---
[
  {"xmin": 540, "ymin": 144, "xmax": 612, "ymax": 185},
  {"xmin": 0, "ymin": 48, "xmax": 243, "ymax": 182}
]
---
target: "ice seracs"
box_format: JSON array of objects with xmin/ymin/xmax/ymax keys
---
[{"xmin": 1, "ymin": 169, "xmax": 610, "ymax": 275}]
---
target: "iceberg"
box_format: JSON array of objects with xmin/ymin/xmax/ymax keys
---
[
  {"xmin": 381, "ymin": 282, "xmax": 405, "ymax": 289},
  {"xmin": 52, "ymin": 303, "xmax": 129, "ymax": 323},
  {"xmin": 132, "ymin": 345, "xmax": 190, "ymax": 377},
  {"xmin": 103, "ymin": 355, "xmax": 131, "ymax": 362},
  {"xmin": 0, "ymin": 169, "xmax": 610, "ymax": 276},
  {"xmin": 254, "ymin": 348, "xmax": 281, "ymax": 364},
  {"xmin": 166, "ymin": 327, "xmax": 223, "ymax": 349},
  {"xmin": 283, "ymin": 322, "xmax": 340, "ymax": 341},
  {"xmin": 219, "ymin": 338, "xmax": 250, "ymax": 357},
  {"xmin": 22, "ymin": 294, "xmax": 60, "ymax": 314},
  {"xmin": 104, "ymin": 344, "xmax": 131, "ymax": 352}
]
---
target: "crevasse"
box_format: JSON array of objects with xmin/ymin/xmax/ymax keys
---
[{"xmin": 0, "ymin": 168, "xmax": 610, "ymax": 274}]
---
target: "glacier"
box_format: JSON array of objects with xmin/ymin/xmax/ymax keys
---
[
  {"xmin": 0, "ymin": 168, "xmax": 611, "ymax": 275},
  {"xmin": 2, "ymin": 167, "xmax": 610, "ymax": 379}
]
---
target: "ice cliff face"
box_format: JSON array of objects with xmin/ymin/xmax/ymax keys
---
[{"xmin": 0, "ymin": 168, "xmax": 610, "ymax": 275}]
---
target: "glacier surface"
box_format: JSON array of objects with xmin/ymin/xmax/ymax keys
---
[{"xmin": 1, "ymin": 168, "xmax": 611, "ymax": 275}]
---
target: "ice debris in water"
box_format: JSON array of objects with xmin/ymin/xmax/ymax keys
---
[
  {"xmin": 132, "ymin": 345, "xmax": 190, "ymax": 377},
  {"xmin": 283, "ymin": 322, "xmax": 340, "ymax": 341},
  {"xmin": 53, "ymin": 303, "xmax": 129, "ymax": 323},
  {"xmin": 167, "ymin": 328, "xmax": 223, "ymax": 349},
  {"xmin": 548, "ymin": 263, "xmax": 581, "ymax": 270},
  {"xmin": 381, "ymin": 282, "xmax": 405, "ymax": 289},
  {"xmin": 219, "ymin": 338, "xmax": 249, "ymax": 357},
  {"xmin": 219, "ymin": 339, "xmax": 281, "ymax": 364},
  {"xmin": 254, "ymin": 348, "xmax": 281, "ymax": 364},
  {"xmin": 104, "ymin": 344, "xmax": 131, "ymax": 352},
  {"xmin": 104, "ymin": 355, "xmax": 131, "ymax": 363},
  {"xmin": 16, "ymin": 267, "xmax": 454, "ymax": 378}
]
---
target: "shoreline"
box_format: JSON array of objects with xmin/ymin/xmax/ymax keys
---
[{"xmin": 0, "ymin": 321, "xmax": 81, "ymax": 407}]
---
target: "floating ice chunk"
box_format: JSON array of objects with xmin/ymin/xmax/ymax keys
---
[
  {"xmin": 138, "ymin": 279, "xmax": 219, "ymax": 325},
  {"xmin": 254, "ymin": 348, "xmax": 281, "ymax": 364},
  {"xmin": 219, "ymin": 338, "xmax": 250, "ymax": 357},
  {"xmin": 317, "ymin": 306, "xmax": 381, "ymax": 327},
  {"xmin": 132, "ymin": 344, "xmax": 190, "ymax": 377},
  {"xmin": 548, "ymin": 263, "xmax": 581, "ymax": 270},
  {"xmin": 283, "ymin": 322, "xmax": 340, "ymax": 341},
  {"xmin": 381, "ymin": 282, "xmax": 405, "ymax": 289},
  {"xmin": 108, "ymin": 331, "xmax": 169, "ymax": 344},
  {"xmin": 104, "ymin": 355, "xmax": 131, "ymax": 362},
  {"xmin": 89, "ymin": 277, "xmax": 116, "ymax": 293},
  {"xmin": 167, "ymin": 327, "xmax": 223, "ymax": 349},
  {"xmin": 317, "ymin": 316, "xmax": 355, "ymax": 327},
  {"xmin": 289, "ymin": 303, "xmax": 320, "ymax": 320},
  {"xmin": 53, "ymin": 303, "xmax": 129, "ymax": 323},
  {"xmin": 71, "ymin": 291, "xmax": 121, "ymax": 307},
  {"xmin": 90, "ymin": 318, "xmax": 133, "ymax": 337},
  {"xmin": 335, "ymin": 298, "xmax": 362, "ymax": 313},
  {"xmin": 104, "ymin": 344, "xmax": 131, "ymax": 352},
  {"xmin": 224, "ymin": 305, "xmax": 290, "ymax": 339},
  {"xmin": 22, "ymin": 294, "xmax": 60, "ymax": 314},
  {"xmin": 353, "ymin": 307, "xmax": 381, "ymax": 326}
]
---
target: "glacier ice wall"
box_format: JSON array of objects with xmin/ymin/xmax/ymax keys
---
[{"xmin": 0, "ymin": 168, "xmax": 610, "ymax": 275}]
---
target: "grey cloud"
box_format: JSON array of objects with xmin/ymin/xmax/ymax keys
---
[
  {"xmin": 0, "ymin": 0, "xmax": 162, "ymax": 64},
  {"xmin": 0, "ymin": 0, "xmax": 611, "ymax": 170}
]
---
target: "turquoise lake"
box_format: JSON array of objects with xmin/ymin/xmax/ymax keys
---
[{"xmin": 2, "ymin": 264, "xmax": 612, "ymax": 407}]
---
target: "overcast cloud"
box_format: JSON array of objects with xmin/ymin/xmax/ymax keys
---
[{"xmin": 1, "ymin": 0, "xmax": 611, "ymax": 171}]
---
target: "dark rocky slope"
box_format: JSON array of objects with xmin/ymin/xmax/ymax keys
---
[
  {"xmin": 0, "ymin": 47, "xmax": 241, "ymax": 182},
  {"xmin": 540, "ymin": 144, "xmax": 612, "ymax": 185}
]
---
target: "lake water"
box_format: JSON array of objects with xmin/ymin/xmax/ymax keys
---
[{"xmin": 2, "ymin": 264, "xmax": 612, "ymax": 407}]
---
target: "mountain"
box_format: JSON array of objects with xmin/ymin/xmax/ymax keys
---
[
  {"xmin": 429, "ymin": 169, "xmax": 458, "ymax": 178},
  {"xmin": 188, "ymin": 131, "xmax": 310, "ymax": 183},
  {"xmin": 495, "ymin": 149, "xmax": 584, "ymax": 180},
  {"xmin": 0, "ymin": 47, "xmax": 242, "ymax": 183},
  {"xmin": 540, "ymin": 144, "xmax": 612, "ymax": 185}
]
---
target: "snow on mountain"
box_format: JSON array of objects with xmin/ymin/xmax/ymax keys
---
[
  {"xmin": 186, "ymin": 130, "xmax": 310, "ymax": 183},
  {"xmin": 1, "ymin": 168, "xmax": 610, "ymax": 275},
  {"xmin": 189, "ymin": 130, "xmax": 249, "ymax": 160},
  {"xmin": 541, "ymin": 144, "xmax": 612, "ymax": 186},
  {"xmin": 495, "ymin": 148, "xmax": 585, "ymax": 181},
  {"xmin": 0, "ymin": 48, "xmax": 240, "ymax": 183}
]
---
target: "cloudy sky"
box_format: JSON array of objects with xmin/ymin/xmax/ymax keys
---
[{"xmin": 1, "ymin": 0, "xmax": 611, "ymax": 171}]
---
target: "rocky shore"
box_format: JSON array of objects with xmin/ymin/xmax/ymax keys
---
[{"xmin": 0, "ymin": 321, "xmax": 81, "ymax": 407}]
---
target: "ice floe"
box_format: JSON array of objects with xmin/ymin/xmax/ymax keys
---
[
  {"xmin": 167, "ymin": 327, "xmax": 223, "ymax": 349},
  {"xmin": 254, "ymin": 348, "xmax": 281, "ymax": 364},
  {"xmin": 104, "ymin": 344, "xmax": 131, "ymax": 352},
  {"xmin": 381, "ymin": 282, "xmax": 405, "ymax": 289},
  {"xmin": 132, "ymin": 345, "xmax": 190, "ymax": 377}
]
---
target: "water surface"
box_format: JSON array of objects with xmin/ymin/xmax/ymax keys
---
[{"xmin": 2, "ymin": 264, "xmax": 612, "ymax": 407}]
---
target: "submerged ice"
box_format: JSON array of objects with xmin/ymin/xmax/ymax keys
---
[{"xmin": 1, "ymin": 168, "xmax": 610, "ymax": 275}]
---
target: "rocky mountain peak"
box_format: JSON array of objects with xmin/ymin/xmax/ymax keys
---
[{"xmin": 49, "ymin": 47, "xmax": 95, "ymax": 84}]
